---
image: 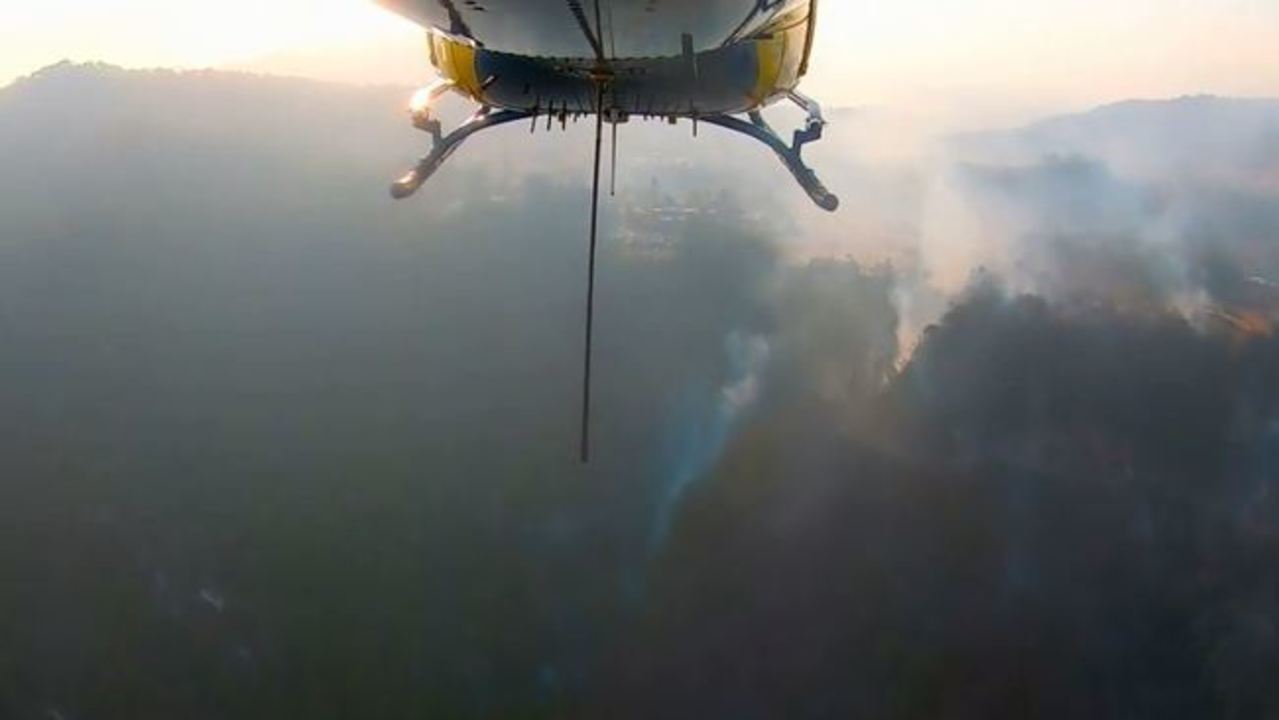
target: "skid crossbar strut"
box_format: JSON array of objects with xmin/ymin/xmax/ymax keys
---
[
  {"xmin": 698, "ymin": 92, "xmax": 839, "ymax": 212},
  {"xmin": 391, "ymin": 107, "xmax": 535, "ymax": 200}
]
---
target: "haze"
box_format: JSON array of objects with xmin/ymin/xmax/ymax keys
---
[
  {"xmin": 4, "ymin": 61, "xmax": 1279, "ymax": 716},
  {"xmin": 4, "ymin": 0, "xmax": 1279, "ymax": 714},
  {"xmin": 4, "ymin": 0, "xmax": 1279, "ymax": 125}
]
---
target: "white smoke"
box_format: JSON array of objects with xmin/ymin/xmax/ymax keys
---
[{"xmin": 650, "ymin": 331, "xmax": 771, "ymax": 553}]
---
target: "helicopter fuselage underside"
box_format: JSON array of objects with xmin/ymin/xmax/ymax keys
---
[{"xmin": 424, "ymin": 3, "xmax": 814, "ymax": 117}]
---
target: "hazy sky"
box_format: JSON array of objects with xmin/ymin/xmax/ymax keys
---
[{"xmin": 4, "ymin": 1, "xmax": 1278, "ymax": 125}]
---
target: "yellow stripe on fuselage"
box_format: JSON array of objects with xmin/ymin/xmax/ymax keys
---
[
  {"xmin": 751, "ymin": 33, "xmax": 786, "ymax": 106},
  {"xmin": 429, "ymin": 33, "xmax": 484, "ymax": 99},
  {"xmin": 749, "ymin": 4, "xmax": 813, "ymax": 107}
]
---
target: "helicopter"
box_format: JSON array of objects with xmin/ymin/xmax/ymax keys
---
[{"xmin": 376, "ymin": 0, "xmax": 837, "ymax": 460}]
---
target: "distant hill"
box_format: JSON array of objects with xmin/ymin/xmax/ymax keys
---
[
  {"xmin": 950, "ymin": 95, "xmax": 1279, "ymax": 185},
  {"xmin": 0, "ymin": 61, "xmax": 413, "ymax": 185}
]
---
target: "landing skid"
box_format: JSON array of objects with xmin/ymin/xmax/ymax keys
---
[
  {"xmin": 390, "ymin": 89, "xmax": 837, "ymax": 212},
  {"xmin": 391, "ymin": 105, "xmax": 534, "ymax": 200},
  {"xmin": 699, "ymin": 91, "xmax": 839, "ymax": 212}
]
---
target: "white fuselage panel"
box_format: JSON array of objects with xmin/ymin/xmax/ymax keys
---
[{"xmin": 379, "ymin": 0, "xmax": 794, "ymax": 59}]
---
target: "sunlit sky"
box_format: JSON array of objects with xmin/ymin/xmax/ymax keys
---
[{"xmin": 4, "ymin": 1, "xmax": 1278, "ymax": 126}]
